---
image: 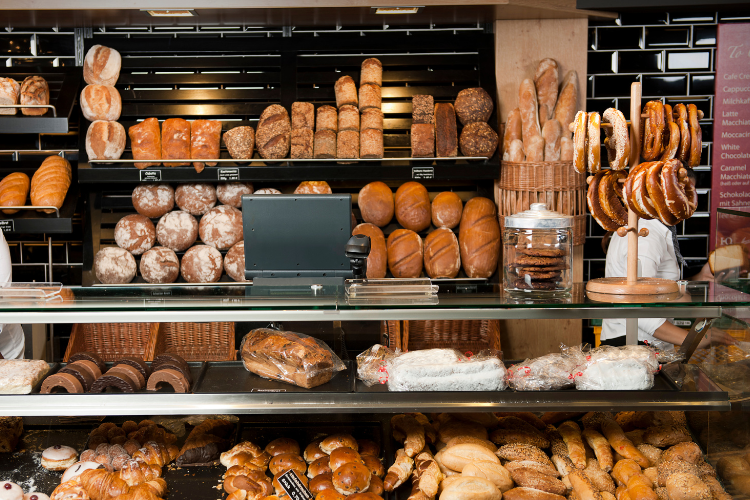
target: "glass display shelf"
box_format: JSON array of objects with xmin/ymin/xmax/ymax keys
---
[{"xmin": 0, "ymin": 281, "xmax": 744, "ymax": 324}]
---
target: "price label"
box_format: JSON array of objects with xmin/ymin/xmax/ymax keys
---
[
  {"xmin": 145, "ymin": 299, "xmax": 165, "ymax": 306},
  {"xmin": 0, "ymin": 220, "xmax": 14, "ymax": 233},
  {"xmin": 218, "ymin": 168, "xmax": 240, "ymax": 181},
  {"xmin": 251, "ymin": 388, "xmax": 287, "ymax": 393},
  {"xmin": 139, "ymin": 170, "xmax": 162, "ymax": 182},
  {"xmin": 276, "ymin": 469, "xmax": 313, "ymax": 500},
  {"xmin": 412, "ymin": 166, "xmax": 434, "ymax": 179},
  {"xmin": 222, "ymin": 298, "xmax": 242, "ymax": 305},
  {"xmin": 151, "ymin": 290, "xmax": 172, "ymax": 297},
  {"xmin": 456, "ymin": 284, "xmax": 477, "ymax": 294}
]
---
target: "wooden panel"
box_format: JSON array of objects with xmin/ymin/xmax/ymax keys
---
[
  {"xmin": 493, "ymin": 18, "xmax": 588, "ymax": 123},
  {"xmin": 500, "ymin": 318, "xmax": 582, "ymax": 359}
]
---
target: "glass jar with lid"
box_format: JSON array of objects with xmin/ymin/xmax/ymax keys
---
[{"xmin": 503, "ymin": 203, "xmax": 573, "ymax": 294}]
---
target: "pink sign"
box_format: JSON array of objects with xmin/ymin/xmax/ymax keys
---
[{"xmin": 710, "ymin": 23, "xmax": 750, "ymax": 251}]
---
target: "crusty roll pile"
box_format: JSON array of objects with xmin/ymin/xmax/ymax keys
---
[{"xmin": 83, "ymin": 45, "xmax": 126, "ymax": 162}]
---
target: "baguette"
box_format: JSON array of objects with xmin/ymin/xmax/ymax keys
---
[
  {"xmin": 558, "ymin": 421, "xmax": 587, "ymax": 470},
  {"xmin": 0, "ymin": 172, "xmax": 29, "ymax": 214},
  {"xmin": 519, "ymin": 78, "xmax": 542, "ymax": 142},
  {"xmin": 534, "ymin": 58, "xmax": 559, "ymax": 129},
  {"xmin": 524, "ymin": 135, "xmax": 544, "ymax": 162},
  {"xmin": 505, "ymin": 139, "xmax": 525, "ymax": 162},
  {"xmin": 30, "ymin": 156, "xmax": 72, "ymax": 213},
  {"xmin": 554, "ymin": 70, "xmax": 579, "ymax": 135},
  {"xmin": 502, "ymin": 108, "xmax": 522, "ymax": 158},
  {"xmin": 627, "ymin": 474, "xmax": 658, "ymax": 500},
  {"xmin": 542, "ymin": 118, "xmax": 562, "ymax": 161}
]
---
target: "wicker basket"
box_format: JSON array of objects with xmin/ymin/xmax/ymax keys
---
[
  {"xmin": 155, "ymin": 322, "xmax": 236, "ymax": 361},
  {"xmin": 381, "ymin": 320, "xmax": 501, "ymax": 355},
  {"xmin": 64, "ymin": 323, "xmax": 161, "ymax": 362},
  {"xmin": 496, "ymin": 160, "xmax": 587, "ymax": 246}
]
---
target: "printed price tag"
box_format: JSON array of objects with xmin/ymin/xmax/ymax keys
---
[
  {"xmin": 277, "ymin": 469, "xmax": 313, "ymax": 500},
  {"xmin": 0, "ymin": 220, "xmax": 14, "ymax": 233},
  {"xmin": 251, "ymin": 388, "xmax": 287, "ymax": 393},
  {"xmin": 144, "ymin": 299, "xmax": 165, "ymax": 306},
  {"xmin": 412, "ymin": 166, "xmax": 434, "ymax": 179},
  {"xmin": 222, "ymin": 298, "xmax": 242, "ymax": 305},
  {"xmin": 218, "ymin": 168, "xmax": 240, "ymax": 181},
  {"xmin": 456, "ymin": 284, "xmax": 477, "ymax": 294},
  {"xmin": 151, "ymin": 290, "xmax": 172, "ymax": 297},
  {"xmin": 139, "ymin": 170, "xmax": 162, "ymax": 182}
]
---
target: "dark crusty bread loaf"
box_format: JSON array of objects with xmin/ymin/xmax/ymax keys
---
[
  {"xmin": 360, "ymin": 58, "xmax": 383, "ymax": 86},
  {"xmin": 140, "ymin": 246, "xmax": 180, "ymax": 284},
  {"xmin": 161, "ymin": 118, "xmax": 191, "ymax": 167},
  {"xmin": 314, "ymin": 130, "xmax": 337, "ymax": 159},
  {"xmin": 358, "ymin": 181, "xmax": 394, "ymax": 227},
  {"xmin": 353, "ymin": 223, "xmax": 387, "ymax": 279},
  {"xmin": 129, "ymin": 118, "xmax": 162, "ymax": 169},
  {"xmin": 360, "ymin": 129, "xmax": 383, "ymax": 159},
  {"xmin": 411, "ymin": 123, "xmax": 435, "ymax": 158},
  {"xmin": 459, "ymin": 197, "xmax": 500, "ymax": 278},
  {"xmin": 292, "ymin": 128, "xmax": 314, "ymax": 159},
  {"xmin": 454, "ymin": 87, "xmax": 494, "ymax": 125},
  {"xmin": 292, "ymin": 102, "xmax": 315, "ymax": 130},
  {"xmin": 358, "ymin": 84, "xmax": 381, "ymax": 112},
  {"xmin": 412, "ymin": 95, "xmax": 434, "ymax": 124},
  {"xmin": 316, "ymin": 105, "xmax": 338, "ymax": 132},
  {"xmin": 257, "ymin": 104, "xmax": 291, "ymax": 159},
  {"xmin": 424, "ymin": 227, "xmax": 461, "ymax": 279},
  {"xmin": 223, "ymin": 126, "xmax": 255, "ymax": 160},
  {"xmin": 387, "ymin": 229, "xmax": 423, "ymax": 278},
  {"xmin": 338, "ymin": 105, "xmax": 360, "ymax": 132},
  {"xmin": 435, "ymin": 103, "xmax": 458, "ymax": 158},
  {"xmin": 20, "ymin": 76, "xmax": 49, "ymax": 116},
  {"xmin": 361, "ymin": 108, "xmax": 384, "ymax": 131},
  {"xmin": 334, "ymin": 76, "xmax": 358, "ymax": 108},
  {"xmin": 459, "ymin": 122, "xmax": 498, "ymax": 158},
  {"xmin": 337, "ymin": 130, "xmax": 359, "ymax": 161},
  {"xmin": 86, "ymin": 120, "xmax": 126, "ymax": 161},
  {"xmin": 395, "ymin": 181, "xmax": 431, "ymax": 232}
]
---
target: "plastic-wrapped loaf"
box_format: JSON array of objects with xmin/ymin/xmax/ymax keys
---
[
  {"xmin": 506, "ymin": 348, "xmax": 585, "ymax": 391},
  {"xmin": 356, "ymin": 344, "xmax": 401, "ymax": 387},
  {"xmin": 575, "ymin": 345, "xmax": 659, "ymax": 391}
]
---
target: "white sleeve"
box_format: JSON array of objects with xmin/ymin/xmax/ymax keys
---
[
  {"xmin": 637, "ymin": 229, "xmax": 668, "ymax": 336},
  {"xmin": 0, "ymin": 230, "xmax": 11, "ymax": 284}
]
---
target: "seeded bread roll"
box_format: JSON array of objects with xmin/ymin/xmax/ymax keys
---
[
  {"xmin": 224, "ymin": 241, "xmax": 247, "ymax": 282},
  {"xmin": 292, "ymin": 128, "xmax": 314, "ymax": 159},
  {"xmin": 161, "ymin": 118, "xmax": 191, "ymax": 167},
  {"xmin": 360, "ymin": 129, "xmax": 383, "ymax": 159},
  {"xmin": 460, "ymin": 122, "xmax": 498, "ymax": 157},
  {"xmin": 358, "ymin": 181, "xmax": 394, "ymax": 227},
  {"xmin": 223, "ymin": 126, "xmax": 255, "ymax": 160},
  {"xmin": 435, "ymin": 103, "xmax": 458, "ymax": 158},
  {"xmin": 20, "ymin": 76, "xmax": 49, "ymax": 116},
  {"xmin": 0, "ymin": 77, "xmax": 20, "ymax": 115},
  {"xmin": 361, "ymin": 108, "xmax": 384, "ymax": 131},
  {"xmin": 395, "ymin": 181, "xmax": 431, "ymax": 232},
  {"xmin": 314, "ymin": 130, "xmax": 337, "ymax": 159},
  {"xmin": 132, "ymin": 184, "xmax": 174, "ymax": 218},
  {"xmin": 86, "ymin": 120, "xmax": 126, "ymax": 161},
  {"xmin": 334, "ymin": 76, "xmax": 358, "ymax": 108},
  {"xmin": 94, "ymin": 247, "xmax": 137, "ymax": 284},
  {"xmin": 358, "ymin": 84, "xmax": 381, "ymax": 112},
  {"xmin": 181, "ymin": 245, "xmax": 223, "ymax": 283},
  {"xmin": 114, "ymin": 214, "xmax": 156, "ymax": 256},
  {"xmin": 411, "ymin": 123, "xmax": 435, "ymax": 158},
  {"xmin": 337, "ymin": 130, "xmax": 360, "ymax": 162},
  {"xmin": 424, "ymin": 227, "xmax": 460, "ymax": 279},
  {"xmin": 140, "ymin": 246, "xmax": 180, "ymax": 284},
  {"xmin": 257, "ymin": 104, "xmax": 291, "ymax": 159},
  {"xmin": 83, "ymin": 45, "xmax": 121, "ymax": 86},
  {"xmin": 360, "ymin": 58, "xmax": 383, "ymax": 86},
  {"xmin": 387, "ymin": 229, "xmax": 423, "ymax": 278},
  {"xmin": 316, "ymin": 105, "xmax": 338, "ymax": 132},
  {"xmin": 338, "ymin": 105, "xmax": 360, "ymax": 132},
  {"xmin": 454, "ymin": 87, "xmax": 494, "ymax": 125},
  {"xmin": 156, "ymin": 211, "xmax": 198, "ymax": 252},
  {"xmin": 175, "ymin": 183, "xmax": 217, "ymax": 215},
  {"xmin": 352, "ymin": 223, "xmax": 387, "ymax": 279},
  {"xmin": 292, "ymin": 102, "xmax": 315, "ymax": 130},
  {"xmin": 80, "ymin": 84, "xmax": 121, "ymax": 122},
  {"xmin": 412, "ymin": 95, "xmax": 435, "ymax": 124},
  {"xmin": 199, "ymin": 205, "xmax": 244, "ymax": 250},
  {"xmin": 216, "ymin": 182, "xmax": 254, "ymax": 208}
]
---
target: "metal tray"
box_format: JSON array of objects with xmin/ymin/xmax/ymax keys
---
[{"xmin": 0, "ymin": 183, "xmax": 77, "ymax": 234}]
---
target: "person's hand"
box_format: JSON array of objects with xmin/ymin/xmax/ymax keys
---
[
  {"xmin": 691, "ymin": 262, "xmax": 714, "ymax": 282},
  {"xmin": 696, "ymin": 327, "xmax": 737, "ymax": 349}
]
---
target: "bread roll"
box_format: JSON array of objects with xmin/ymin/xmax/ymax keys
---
[
  {"xmin": 114, "ymin": 214, "xmax": 156, "ymax": 255},
  {"xmin": 332, "ymin": 462, "xmax": 371, "ymax": 496},
  {"xmin": 665, "ymin": 473, "xmax": 711, "ymax": 500},
  {"xmin": 352, "ymin": 223, "xmax": 387, "ymax": 279},
  {"xmin": 80, "ymin": 84, "xmax": 121, "ymax": 122},
  {"xmin": 257, "ymin": 104, "xmax": 291, "ymax": 159},
  {"xmin": 175, "ymin": 183, "xmax": 217, "ymax": 216},
  {"xmin": 359, "ymin": 84, "xmax": 381, "ymax": 112},
  {"xmin": 156, "ymin": 211, "xmax": 198, "ymax": 252},
  {"xmin": 224, "ymin": 241, "xmax": 247, "ymax": 282},
  {"xmin": 0, "ymin": 77, "xmax": 20, "ymax": 115},
  {"xmin": 292, "ymin": 128, "xmax": 314, "ymax": 159},
  {"xmin": 411, "ymin": 123, "xmax": 435, "ymax": 158},
  {"xmin": 440, "ymin": 476, "xmax": 501, "ymax": 500},
  {"xmin": 360, "ymin": 58, "xmax": 383, "ymax": 86},
  {"xmin": 216, "ymin": 182, "xmax": 254, "ymax": 208},
  {"xmin": 314, "ymin": 130, "xmax": 337, "ymax": 159},
  {"xmin": 395, "ymin": 181, "xmax": 431, "ymax": 232},
  {"xmin": 337, "ymin": 130, "xmax": 359, "ymax": 161},
  {"xmin": 86, "ymin": 120, "xmax": 126, "ymax": 161},
  {"xmin": 292, "ymin": 102, "xmax": 315, "ymax": 130},
  {"xmin": 441, "ymin": 444, "xmax": 499, "ymax": 472},
  {"xmin": 140, "ymin": 246, "xmax": 180, "ymax": 284},
  {"xmin": 360, "ymin": 108, "xmax": 384, "ymax": 131},
  {"xmin": 554, "ymin": 71, "xmax": 579, "ymax": 135},
  {"xmin": 20, "ymin": 76, "xmax": 49, "ymax": 116},
  {"xmin": 387, "ymin": 229, "xmax": 423, "ymax": 278},
  {"xmin": 295, "ymin": 181, "xmax": 332, "ymax": 194},
  {"xmin": 94, "ymin": 247, "xmax": 137, "ymax": 284},
  {"xmin": 358, "ymin": 181, "xmax": 394, "ymax": 227},
  {"xmin": 30, "ymin": 155, "xmax": 72, "ymax": 213},
  {"xmin": 454, "ymin": 88, "xmax": 493, "ymax": 125},
  {"xmin": 459, "ymin": 197, "xmax": 500, "ymax": 278},
  {"xmin": 460, "ymin": 122, "xmax": 499, "ymax": 157},
  {"xmin": 316, "ymin": 105, "xmax": 338, "ymax": 132},
  {"xmin": 334, "ymin": 76, "xmax": 358, "ymax": 108},
  {"xmin": 338, "ymin": 105, "xmax": 360, "ymax": 132},
  {"xmin": 435, "ymin": 103, "xmax": 458, "ymax": 157},
  {"xmin": 0, "ymin": 172, "xmax": 29, "ymax": 214},
  {"xmin": 462, "ymin": 461, "xmax": 514, "ymax": 492},
  {"xmin": 199, "ymin": 205, "xmax": 244, "ymax": 250},
  {"xmin": 83, "ymin": 45, "xmax": 121, "ymax": 86},
  {"xmin": 190, "ymin": 119, "xmax": 222, "ymax": 172},
  {"xmin": 360, "ymin": 129, "xmax": 383, "ymax": 159},
  {"xmin": 432, "ymin": 191, "xmax": 462, "ymax": 229},
  {"xmin": 132, "ymin": 184, "xmax": 174, "ymax": 218},
  {"xmin": 424, "ymin": 228, "xmax": 460, "ymax": 279},
  {"xmin": 161, "ymin": 118, "xmax": 191, "ymax": 167},
  {"xmin": 129, "ymin": 118, "xmax": 162, "ymax": 169},
  {"xmin": 181, "ymin": 245, "xmax": 223, "ymax": 283},
  {"xmin": 223, "ymin": 126, "xmax": 255, "ymax": 160}
]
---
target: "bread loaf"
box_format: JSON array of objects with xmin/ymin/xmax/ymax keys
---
[
  {"xmin": 0, "ymin": 78, "xmax": 20, "ymax": 115},
  {"xmin": 80, "ymin": 84, "xmax": 121, "ymax": 122},
  {"xmin": 0, "ymin": 172, "xmax": 29, "ymax": 214},
  {"xmin": 292, "ymin": 102, "xmax": 315, "ymax": 130},
  {"xmin": 460, "ymin": 122, "xmax": 498, "ymax": 157},
  {"xmin": 462, "ymin": 461, "xmax": 514, "ymax": 492},
  {"xmin": 83, "ymin": 45, "xmax": 121, "ymax": 86},
  {"xmin": 554, "ymin": 71, "xmax": 579, "ymax": 135},
  {"xmin": 359, "ymin": 84, "xmax": 381, "ymax": 112},
  {"xmin": 223, "ymin": 126, "xmax": 255, "ymax": 160},
  {"xmin": 132, "ymin": 184, "xmax": 174, "ymax": 218},
  {"xmin": 190, "ymin": 119, "xmax": 222, "ymax": 172},
  {"xmin": 114, "ymin": 214, "xmax": 156, "ymax": 255},
  {"xmin": 337, "ymin": 130, "xmax": 360, "ymax": 161},
  {"xmin": 534, "ymin": 58, "xmax": 559, "ymax": 129},
  {"xmin": 314, "ymin": 130, "xmax": 337, "ymax": 159},
  {"xmin": 175, "ymin": 183, "xmax": 217, "ymax": 215},
  {"xmin": 20, "ymin": 76, "xmax": 49, "ymax": 116},
  {"xmin": 30, "ymin": 156, "xmax": 72, "ymax": 213},
  {"xmin": 292, "ymin": 128, "xmax": 314, "ymax": 159},
  {"xmin": 524, "ymin": 135, "xmax": 544, "ymax": 162},
  {"xmin": 441, "ymin": 477, "xmax": 502, "ymax": 500},
  {"xmin": 395, "ymin": 181, "xmax": 431, "ymax": 232},
  {"xmin": 316, "ymin": 105, "xmax": 338, "ymax": 132},
  {"xmin": 254, "ymin": 188, "xmax": 282, "ymax": 195},
  {"xmin": 257, "ymin": 104, "xmax": 291, "ymax": 159},
  {"xmin": 352, "ymin": 223, "xmax": 387, "ymax": 279},
  {"xmin": 156, "ymin": 211, "xmax": 198, "ymax": 252},
  {"xmin": 161, "ymin": 118, "xmax": 191, "ymax": 167},
  {"xmin": 432, "ymin": 191, "xmax": 463, "ymax": 229},
  {"xmin": 412, "ymin": 95, "xmax": 434, "ymax": 124},
  {"xmin": 94, "ymin": 247, "xmax": 137, "ymax": 284},
  {"xmin": 129, "ymin": 118, "xmax": 162, "ymax": 169},
  {"xmin": 435, "ymin": 103, "xmax": 458, "ymax": 157},
  {"xmin": 216, "ymin": 182, "xmax": 254, "ymax": 208},
  {"xmin": 181, "ymin": 245, "xmax": 223, "ymax": 283},
  {"xmin": 360, "ymin": 129, "xmax": 383, "ymax": 159},
  {"xmin": 454, "ymin": 88, "xmax": 493, "ymax": 125},
  {"xmin": 459, "ymin": 197, "xmax": 500, "ymax": 278},
  {"xmin": 360, "ymin": 58, "xmax": 383, "ymax": 86},
  {"xmin": 424, "ymin": 228, "xmax": 460, "ymax": 279},
  {"xmin": 358, "ymin": 181, "xmax": 394, "ymax": 227},
  {"xmin": 442, "ymin": 444, "xmax": 499, "ymax": 472},
  {"xmin": 334, "ymin": 76, "xmax": 358, "ymax": 108},
  {"xmin": 224, "ymin": 241, "xmax": 247, "ymax": 282},
  {"xmin": 86, "ymin": 120, "xmax": 126, "ymax": 161},
  {"xmin": 199, "ymin": 205, "xmax": 244, "ymax": 250},
  {"xmin": 140, "ymin": 246, "xmax": 180, "ymax": 284},
  {"xmin": 561, "ymin": 136, "xmax": 574, "ymax": 161},
  {"xmin": 295, "ymin": 181, "xmax": 332, "ymax": 194},
  {"xmin": 361, "ymin": 108, "xmax": 384, "ymax": 131},
  {"xmin": 411, "ymin": 123, "xmax": 435, "ymax": 158},
  {"xmin": 505, "ymin": 139, "xmax": 525, "ymax": 162},
  {"xmin": 519, "ymin": 78, "xmax": 541, "ymax": 143},
  {"xmin": 543, "ymin": 118, "xmax": 562, "ymax": 161},
  {"xmin": 503, "ymin": 108, "xmax": 522, "ymax": 158},
  {"xmin": 387, "ymin": 229, "xmax": 423, "ymax": 278},
  {"xmin": 338, "ymin": 105, "xmax": 360, "ymax": 132}
]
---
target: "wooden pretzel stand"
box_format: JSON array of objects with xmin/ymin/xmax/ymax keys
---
[{"xmin": 586, "ymin": 82, "xmax": 681, "ymax": 309}]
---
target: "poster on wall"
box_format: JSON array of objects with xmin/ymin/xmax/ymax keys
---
[{"xmin": 711, "ymin": 23, "xmax": 750, "ymax": 251}]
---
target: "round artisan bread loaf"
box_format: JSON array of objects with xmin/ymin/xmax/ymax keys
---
[
  {"xmin": 386, "ymin": 229, "xmax": 423, "ymax": 278},
  {"xmin": 295, "ymin": 181, "xmax": 332, "ymax": 195},
  {"xmin": 352, "ymin": 224, "xmax": 386, "ymax": 279},
  {"xmin": 460, "ymin": 122, "xmax": 499, "ymax": 158},
  {"xmin": 156, "ymin": 211, "xmax": 198, "ymax": 252},
  {"xmin": 358, "ymin": 181, "xmax": 393, "ymax": 227},
  {"xmin": 83, "ymin": 45, "xmax": 121, "ymax": 86},
  {"xmin": 454, "ymin": 87, "xmax": 494, "ymax": 125},
  {"xmin": 254, "ymin": 188, "xmax": 282, "ymax": 195},
  {"xmin": 440, "ymin": 476, "xmax": 502, "ymax": 500},
  {"xmin": 459, "ymin": 197, "xmax": 500, "ymax": 278},
  {"xmin": 175, "ymin": 183, "xmax": 217, "ymax": 216},
  {"xmin": 199, "ymin": 205, "xmax": 243, "ymax": 250},
  {"xmin": 132, "ymin": 184, "xmax": 174, "ymax": 218},
  {"xmin": 181, "ymin": 245, "xmax": 223, "ymax": 283},
  {"xmin": 94, "ymin": 246, "xmax": 137, "ymax": 284},
  {"xmin": 216, "ymin": 182, "xmax": 253, "ymax": 208},
  {"xmin": 432, "ymin": 191, "xmax": 463, "ymax": 229},
  {"xmin": 394, "ymin": 181, "xmax": 431, "ymax": 232},
  {"xmin": 423, "ymin": 227, "xmax": 460, "ymax": 279},
  {"xmin": 114, "ymin": 214, "xmax": 156, "ymax": 255},
  {"xmin": 80, "ymin": 84, "xmax": 121, "ymax": 122},
  {"xmin": 139, "ymin": 246, "xmax": 180, "ymax": 284},
  {"xmin": 224, "ymin": 241, "xmax": 247, "ymax": 282},
  {"xmin": 223, "ymin": 126, "xmax": 255, "ymax": 161},
  {"xmin": 85, "ymin": 120, "xmax": 126, "ymax": 161}
]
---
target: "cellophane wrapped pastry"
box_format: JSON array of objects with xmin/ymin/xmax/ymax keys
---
[
  {"xmin": 240, "ymin": 328, "xmax": 345, "ymax": 389},
  {"xmin": 575, "ymin": 344, "xmax": 660, "ymax": 391},
  {"xmin": 356, "ymin": 344, "xmax": 401, "ymax": 387},
  {"xmin": 507, "ymin": 345, "xmax": 586, "ymax": 391}
]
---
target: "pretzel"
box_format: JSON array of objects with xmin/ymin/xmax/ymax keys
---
[
  {"xmin": 587, "ymin": 111, "xmax": 601, "ymax": 173},
  {"xmin": 674, "ymin": 104, "xmax": 690, "ymax": 164},
  {"xmin": 660, "ymin": 159, "xmax": 691, "ymax": 220},
  {"xmin": 603, "ymin": 108, "xmax": 630, "ymax": 170},
  {"xmin": 587, "ymin": 172, "xmax": 621, "ymax": 231},
  {"xmin": 598, "ymin": 170, "xmax": 628, "ymax": 227},
  {"xmin": 631, "ymin": 162, "xmax": 660, "ymax": 220},
  {"xmin": 645, "ymin": 161, "xmax": 679, "ymax": 226},
  {"xmin": 684, "ymin": 170, "xmax": 698, "ymax": 217},
  {"xmin": 573, "ymin": 110, "xmax": 588, "ymax": 174},
  {"xmin": 660, "ymin": 105, "xmax": 679, "ymax": 161},
  {"xmin": 624, "ymin": 163, "xmax": 654, "ymax": 220},
  {"xmin": 641, "ymin": 101, "xmax": 664, "ymax": 161},
  {"xmin": 687, "ymin": 104, "xmax": 702, "ymax": 167}
]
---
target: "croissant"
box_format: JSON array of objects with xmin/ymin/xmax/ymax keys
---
[
  {"xmin": 414, "ymin": 451, "xmax": 444, "ymax": 498},
  {"xmin": 0, "ymin": 172, "xmax": 29, "ymax": 214},
  {"xmin": 176, "ymin": 419, "xmax": 234, "ymax": 466},
  {"xmin": 51, "ymin": 480, "xmax": 90, "ymax": 500},
  {"xmin": 384, "ymin": 449, "xmax": 414, "ymax": 492},
  {"xmin": 30, "ymin": 155, "xmax": 71, "ymax": 213},
  {"xmin": 78, "ymin": 469, "xmax": 130, "ymax": 500},
  {"xmin": 392, "ymin": 415, "xmax": 426, "ymax": 458},
  {"xmin": 127, "ymin": 425, "xmax": 177, "ymax": 445},
  {"xmin": 112, "ymin": 479, "xmax": 167, "ymax": 500},
  {"xmin": 117, "ymin": 459, "xmax": 162, "ymax": 486},
  {"xmin": 131, "ymin": 442, "xmax": 178, "ymax": 467}
]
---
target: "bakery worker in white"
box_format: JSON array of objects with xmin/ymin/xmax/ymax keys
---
[
  {"xmin": 601, "ymin": 218, "xmax": 735, "ymax": 347},
  {"xmin": 0, "ymin": 229, "xmax": 24, "ymax": 359}
]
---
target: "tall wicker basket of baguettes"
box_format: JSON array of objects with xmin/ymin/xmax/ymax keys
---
[
  {"xmin": 64, "ymin": 323, "xmax": 161, "ymax": 362},
  {"xmin": 495, "ymin": 160, "xmax": 587, "ymax": 246},
  {"xmin": 380, "ymin": 320, "xmax": 502, "ymax": 356}
]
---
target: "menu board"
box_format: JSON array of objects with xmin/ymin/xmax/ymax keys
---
[{"xmin": 711, "ymin": 23, "xmax": 750, "ymax": 250}]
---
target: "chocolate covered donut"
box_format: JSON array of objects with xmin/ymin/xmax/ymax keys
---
[
  {"xmin": 114, "ymin": 356, "xmax": 151, "ymax": 380},
  {"xmin": 59, "ymin": 365, "xmax": 94, "ymax": 392},
  {"xmin": 107, "ymin": 365, "xmax": 144, "ymax": 390},
  {"xmin": 89, "ymin": 373, "xmax": 136, "ymax": 393},
  {"xmin": 68, "ymin": 352, "xmax": 106, "ymax": 374},
  {"xmin": 146, "ymin": 368, "xmax": 190, "ymax": 393},
  {"xmin": 41, "ymin": 373, "xmax": 84, "ymax": 394}
]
